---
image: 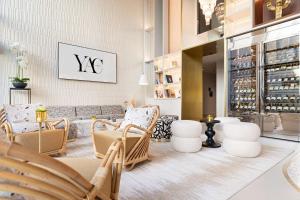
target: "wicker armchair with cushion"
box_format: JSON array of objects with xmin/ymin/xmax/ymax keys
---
[
  {"xmin": 0, "ymin": 104, "xmax": 69, "ymax": 156},
  {"xmin": 0, "ymin": 139, "xmax": 124, "ymax": 200},
  {"xmin": 92, "ymin": 105, "xmax": 160, "ymax": 170}
]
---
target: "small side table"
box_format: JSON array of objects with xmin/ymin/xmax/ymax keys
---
[
  {"xmin": 202, "ymin": 120, "xmax": 221, "ymax": 148},
  {"xmin": 9, "ymin": 88, "xmax": 31, "ymax": 104}
]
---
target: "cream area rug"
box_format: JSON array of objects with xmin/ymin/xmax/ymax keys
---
[{"xmin": 65, "ymin": 137, "xmax": 295, "ymax": 200}]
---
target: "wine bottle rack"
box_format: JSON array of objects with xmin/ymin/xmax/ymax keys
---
[
  {"xmin": 264, "ymin": 35, "xmax": 300, "ymax": 113},
  {"xmin": 229, "ymin": 45, "xmax": 258, "ymax": 112}
]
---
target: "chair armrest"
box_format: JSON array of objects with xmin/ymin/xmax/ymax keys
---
[
  {"xmin": 122, "ymin": 124, "xmax": 151, "ymax": 138},
  {"xmin": 47, "ymin": 118, "xmax": 70, "ymax": 133},
  {"xmin": 46, "ymin": 118, "xmax": 70, "ymax": 130},
  {"xmin": 92, "ymin": 119, "xmax": 121, "ymax": 132},
  {"xmin": 0, "ymin": 121, "xmax": 14, "ymax": 140},
  {"xmin": 90, "ymin": 167, "xmax": 110, "ymax": 193}
]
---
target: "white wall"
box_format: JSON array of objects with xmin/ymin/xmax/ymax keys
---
[
  {"xmin": 0, "ymin": 0, "xmax": 145, "ymax": 106},
  {"xmin": 203, "ymin": 71, "xmax": 216, "ymax": 116},
  {"xmin": 216, "ymin": 60, "xmax": 225, "ymax": 117}
]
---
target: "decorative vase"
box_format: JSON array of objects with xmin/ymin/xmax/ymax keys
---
[{"xmin": 12, "ymin": 82, "xmax": 27, "ymax": 89}]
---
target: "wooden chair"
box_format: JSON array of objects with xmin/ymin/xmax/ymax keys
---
[
  {"xmin": 0, "ymin": 139, "xmax": 124, "ymax": 200},
  {"xmin": 92, "ymin": 105, "xmax": 160, "ymax": 170},
  {"xmin": 0, "ymin": 108, "xmax": 70, "ymax": 156}
]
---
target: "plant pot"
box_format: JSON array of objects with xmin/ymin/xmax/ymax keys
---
[{"xmin": 12, "ymin": 82, "xmax": 28, "ymax": 89}]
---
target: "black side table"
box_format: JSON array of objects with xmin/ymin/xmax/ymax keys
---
[
  {"xmin": 202, "ymin": 120, "xmax": 221, "ymax": 148},
  {"xmin": 9, "ymin": 88, "xmax": 31, "ymax": 104}
]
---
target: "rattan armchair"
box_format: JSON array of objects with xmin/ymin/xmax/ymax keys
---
[
  {"xmin": 92, "ymin": 105, "xmax": 160, "ymax": 170},
  {"xmin": 0, "ymin": 108, "xmax": 70, "ymax": 156},
  {"xmin": 0, "ymin": 139, "xmax": 124, "ymax": 200}
]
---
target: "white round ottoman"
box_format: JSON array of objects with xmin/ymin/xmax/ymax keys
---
[
  {"xmin": 171, "ymin": 120, "xmax": 202, "ymax": 153},
  {"xmin": 222, "ymin": 122, "xmax": 262, "ymax": 158},
  {"xmin": 214, "ymin": 117, "xmax": 241, "ymax": 142}
]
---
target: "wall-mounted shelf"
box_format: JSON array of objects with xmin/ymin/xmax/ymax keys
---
[{"xmin": 154, "ymin": 52, "xmax": 181, "ymax": 99}]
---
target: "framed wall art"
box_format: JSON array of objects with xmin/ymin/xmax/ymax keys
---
[{"xmin": 58, "ymin": 42, "xmax": 117, "ymax": 83}]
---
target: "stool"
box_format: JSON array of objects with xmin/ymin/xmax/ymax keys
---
[
  {"xmin": 214, "ymin": 117, "xmax": 241, "ymax": 142},
  {"xmin": 153, "ymin": 115, "xmax": 178, "ymax": 141},
  {"xmin": 171, "ymin": 120, "xmax": 202, "ymax": 152},
  {"xmin": 223, "ymin": 122, "xmax": 262, "ymax": 157}
]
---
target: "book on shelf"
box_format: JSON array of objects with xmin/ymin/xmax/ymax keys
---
[
  {"xmin": 155, "ymin": 73, "xmax": 164, "ymax": 84},
  {"xmin": 165, "ymin": 75, "xmax": 173, "ymax": 83},
  {"xmin": 155, "ymin": 89, "xmax": 164, "ymax": 98},
  {"xmin": 164, "ymin": 88, "xmax": 176, "ymax": 98}
]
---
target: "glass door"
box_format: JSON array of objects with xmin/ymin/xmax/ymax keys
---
[
  {"xmin": 228, "ymin": 44, "xmax": 261, "ymax": 124},
  {"xmin": 262, "ymin": 35, "xmax": 300, "ymax": 141}
]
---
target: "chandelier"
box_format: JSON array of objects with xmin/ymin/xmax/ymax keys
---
[
  {"xmin": 199, "ymin": 0, "xmax": 217, "ymax": 25},
  {"xmin": 215, "ymin": 3, "xmax": 225, "ymax": 25}
]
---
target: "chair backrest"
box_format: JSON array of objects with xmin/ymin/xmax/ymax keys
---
[
  {"xmin": 0, "ymin": 139, "xmax": 123, "ymax": 200},
  {"xmin": 142, "ymin": 105, "xmax": 160, "ymax": 132},
  {"xmin": 0, "ymin": 108, "xmax": 7, "ymax": 126}
]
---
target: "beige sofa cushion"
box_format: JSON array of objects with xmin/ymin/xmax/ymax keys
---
[
  {"xmin": 101, "ymin": 105, "xmax": 124, "ymax": 115},
  {"xmin": 76, "ymin": 105, "xmax": 102, "ymax": 118},
  {"xmin": 57, "ymin": 158, "xmax": 112, "ymax": 198},
  {"xmin": 93, "ymin": 130, "xmax": 141, "ymax": 156},
  {"xmin": 46, "ymin": 106, "xmax": 76, "ymax": 119}
]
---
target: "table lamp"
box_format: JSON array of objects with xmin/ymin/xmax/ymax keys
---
[{"xmin": 36, "ymin": 106, "xmax": 47, "ymax": 153}]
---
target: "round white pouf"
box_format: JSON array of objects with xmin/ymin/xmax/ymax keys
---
[
  {"xmin": 214, "ymin": 117, "xmax": 240, "ymax": 142},
  {"xmin": 222, "ymin": 122, "xmax": 262, "ymax": 158},
  {"xmin": 171, "ymin": 136, "xmax": 202, "ymax": 153},
  {"xmin": 223, "ymin": 139, "xmax": 261, "ymax": 158},
  {"xmin": 171, "ymin": 120, "xmax": 202, "ymax": 138},
  {"xmin": 171, "ymin": 120, "xmax": 202, "ymax": 153},
  {"xmin": 223, "ymin": 122, "xmax": 260, "ymax": 142}
]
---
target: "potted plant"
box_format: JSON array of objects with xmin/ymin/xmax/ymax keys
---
[{"xmin": 9, "ymin": 43, "xmax": 30, "ymax": 89}]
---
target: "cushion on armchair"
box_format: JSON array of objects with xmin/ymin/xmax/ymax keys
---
[
  {"xmin": 120, "ymin": 107, "xmax": 156, "ymax": 130},
  {"xmin": 11, "ymin": 122, "xmax": 42, "ymax": 134},
  {"xmin": 4, "ymin": 104, "xmax": 43, "ymax": 123}
]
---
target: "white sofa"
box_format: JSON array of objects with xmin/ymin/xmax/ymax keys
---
[{"xmin": 171, "ymin": 120, "xmax": 202, "ymax": 153}]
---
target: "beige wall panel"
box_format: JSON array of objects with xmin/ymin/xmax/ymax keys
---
[
  {"xmin": 168, "ymin": 0, "xmax": 182, "ymax": 53},
  {"xmin": 0, "ymin": 0, "xmax": 144, "ymax": 106},
  {"xmin": 224, "ymin": 0, "xmax": 253, "ymax": 37}
]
